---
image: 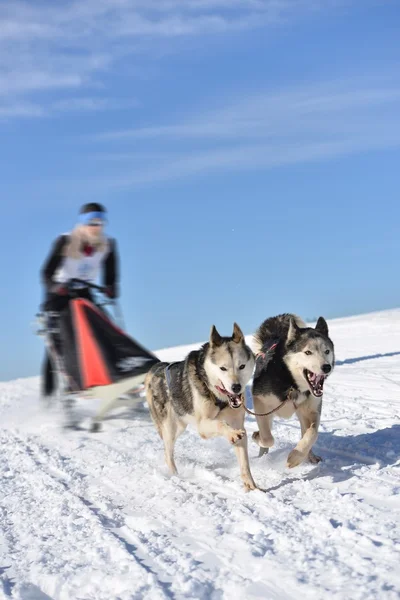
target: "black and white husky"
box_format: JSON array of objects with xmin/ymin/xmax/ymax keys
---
[
  {"xmin": 252, "ymin": 314, "xmax": 335, "ymax": 468},
  {"xmin": 145, "ymin": 324, "xmax": 258, "ymax": 491}
]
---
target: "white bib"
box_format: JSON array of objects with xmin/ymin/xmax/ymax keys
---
[{"xmin": 54, "ymin": 246, "xmax": 109, "ymax": 286}]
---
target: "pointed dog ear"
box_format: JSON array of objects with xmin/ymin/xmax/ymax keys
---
[
  {"xmin": 210, "ymin": 325, "xmax": 223, "ymax": 347},
  {"xmin": 232, "ymin": 322, "xmax": 244, "ymax": 343},
  {"xmin": 315, "ymin": 316, "xmax": 329, "ymax": 337},
  {"xmin": 287, "ymin": 318, "xmax": 300, "ymax": 344}
]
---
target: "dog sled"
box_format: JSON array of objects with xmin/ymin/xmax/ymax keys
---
[{"xmin": 34, "ymin": 278, "xmax": 159, "ymax": 430}]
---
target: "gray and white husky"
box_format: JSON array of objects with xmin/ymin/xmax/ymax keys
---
[
  {"xmin": 145, "ymin": 324, "xmax": 257, "ymax": 491},
  {"xmin": 251, "ymin": 314, "xmax": 335, "ymax": 468}
]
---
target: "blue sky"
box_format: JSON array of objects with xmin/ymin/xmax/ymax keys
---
[{"xmin": 0, "ymin": 0, "xmax": 399, "ymax": 380}]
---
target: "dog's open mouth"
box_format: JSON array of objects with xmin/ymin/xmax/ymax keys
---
[
  {"xmin": 304, "ymin": 370, "xmax": 326, "ymax": 397},
  {"xmin": 215, "ymin": 384, "xmax": 243, "ymax": 409}
]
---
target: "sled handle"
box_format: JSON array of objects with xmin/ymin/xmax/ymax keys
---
[
  {"xmin": 69, "ymin": 278, "xmax": 107, "ymax": 294},
  {"xmin": 70, "ymin": 278, "xmax": 126, "ymax": 329}
]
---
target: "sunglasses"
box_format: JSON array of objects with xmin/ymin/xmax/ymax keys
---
[{"xmin": 87, "ymin": 220, "xmax": 104, "ymax": 227}]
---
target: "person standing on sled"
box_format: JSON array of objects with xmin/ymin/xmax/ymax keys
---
[{"xmin": 40, "ymin": 202, "xmax": 119, "ymax": 397}]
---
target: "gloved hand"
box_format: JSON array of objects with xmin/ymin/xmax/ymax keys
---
[
  {"xmin": 105, "ymin": 285, "xmax": 116, "ymax": 299},
  {"xmin": 52, "ymin": 284, "xmax": 68, "ymax": 296}
]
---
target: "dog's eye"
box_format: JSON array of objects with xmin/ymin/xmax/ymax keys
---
[
  {"xmin": 325, "ymin": 349, "xmax": 330, "ymax": 355},
  {"xmin": 220, "ymin": 366, "xmax": 228, "ymax": 372},
  {"xmin": 239, "ymin": 364, "xmax": 245, "ymax": 370},
  {"xmin": 305, "ymin": 350, "xmax": 312, "ymax": 356}
]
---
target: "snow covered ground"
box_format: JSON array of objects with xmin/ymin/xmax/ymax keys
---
[{"xmin": 1, "ymin": 309, "xmax": 400, "ymax": 600}]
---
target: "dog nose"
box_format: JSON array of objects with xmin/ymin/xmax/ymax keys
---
[
  {"xmin": 322, "ymin": 364, "xmax": 331, "ymax": 374},
  {"xmin": 231, "ymin": 383, "xmax": 242, "ymax": 394}
]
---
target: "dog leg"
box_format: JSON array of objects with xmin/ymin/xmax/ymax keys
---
[
  {"xmin": 225, "ymin": 410, "xmax": 257, "ymax": 491},
  {"xmin": 199, "ymin": 414, "xmax": 257, "ymax": 491},
  {"xmin": 251, "ymin": 397, "xmax": 275, "ymax": 450},
  {"xmin": 233, "ymin": 440, "xmax": 257, "ymax": 491},
  {"xmin": 287, "ymin": 408, "xmax": 320, "ymax": 468},
  {"xmin": 197, "ymin": 417, "xmax": 246, "ymax": 445},
  {"xmin": 296, "ymin": 408, "xmax": 322, "ymax": 464},
  {"xmin": 162, "ymin": 409, "xmax": 185, "ymax": 475},
  {"xmin": 232, "ymin": 432, "xmax": 258, "ymax": 491}
]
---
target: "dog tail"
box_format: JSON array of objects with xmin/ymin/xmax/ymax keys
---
[{"xmin": 144, "ymin": 368, "xmax": 165, "ymax": 440}]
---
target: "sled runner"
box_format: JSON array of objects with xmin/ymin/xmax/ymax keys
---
[{"xmin": 35, "ymin": 278, "xmax": 159, "ymax": 430}]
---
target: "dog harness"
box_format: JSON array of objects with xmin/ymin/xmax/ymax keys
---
[
  {"xmin": 164, "ymin": 362, "xmax": 181, "ymax": 393},
  {"xmin": 164, "ymin": 362, "xmax": 229, "ymax": 410}
]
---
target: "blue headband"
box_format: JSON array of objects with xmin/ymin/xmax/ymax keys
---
[{"xmin": 79, "ymin": 211, "xmax": 106, "ymax": 225}]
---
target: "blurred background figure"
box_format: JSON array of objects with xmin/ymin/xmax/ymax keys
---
[{"xmin": 40, "ymin": 202, "xmax": 120, "ymax": 397}]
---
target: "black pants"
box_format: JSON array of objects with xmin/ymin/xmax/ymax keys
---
[{"xmin": 41, "ymin": 289, "xmax": 93, "ymax": 397}]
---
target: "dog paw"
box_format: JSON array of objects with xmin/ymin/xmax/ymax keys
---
[
  {"xmin": 308, "ymin": 451, "xmax": 322, "ymax": 464},
  {"xmin": 252, "ymin": 431, "xmax": 274, "ymax": 448},
  {"xmin": 243, "ymin": 478, "xmax": 258, "ymax": 492},
  {"xmin": 286, "ymin": 449, "xmax": 306, "ymax": 469},
  {"xmin": 229, "ymin": 429, "xmax": 246, "ymax": 444}
]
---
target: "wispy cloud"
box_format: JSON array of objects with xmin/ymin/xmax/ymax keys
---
[
  {"xmin": 96, "ymin": 82, "xmax": 400, "ymax": 141},
  {"xmin": 0, "ymin": 0, "xmax": 352, "ymax": 119},
  {"xmin": 0, "ymin": 72, "xmax": 84, "ymax": 97},
  {"xmin": 0, "ymin": 96, "xmax": 136, "ymax": 122},
  {"xmin": 51, "ymin": 97, "xmax": 138, "ymax": 113},
  {"xmin": 0, "ymin": 103, "xmax": 45, "ymax": 119},
  {"xmin": 89, "ymin": 75, "xmax": 400, "ymax": 185},
  {"xmin": 129, "ymin": 135, "xmax": 400, "ymax": 184}
]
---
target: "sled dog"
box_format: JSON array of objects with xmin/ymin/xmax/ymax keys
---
[
  {"xmin": 145, "ymin": 324, "xmax": 257, "ymax": 491},
  {"xmin": 252, "ymin": 314, "xmax": 335, "ymax": 468}
]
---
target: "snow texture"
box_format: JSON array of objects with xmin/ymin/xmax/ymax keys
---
[{"xmin": 1, "ymin": 309, "xmax": 400, "ymax": 599}]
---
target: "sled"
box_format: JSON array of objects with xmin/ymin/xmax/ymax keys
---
[{"xmin": 34, "ymin": 278, "xmax": 159, "ymax": 430}]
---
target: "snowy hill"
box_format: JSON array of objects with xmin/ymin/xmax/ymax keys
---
[{"xmin": 1, "ymin": 309, "xmax": 400, "ymax": 599}]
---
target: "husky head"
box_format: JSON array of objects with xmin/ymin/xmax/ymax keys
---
[
  {"xmin": 284, "ymin": 316, "xmax": 335, "ymax": 398},
  {"xmin": 205, "ymin": 323, "xmax": 255, "ymax": 408}
]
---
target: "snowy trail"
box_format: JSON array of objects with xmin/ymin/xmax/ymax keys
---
[{"xmin": 1, "ymin": 310, "xmax": 400, "ymax": 599}]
